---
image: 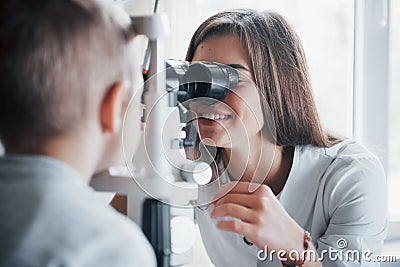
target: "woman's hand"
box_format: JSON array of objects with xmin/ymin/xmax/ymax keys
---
[{"xmin": 210, "ymin": 181, "xmax": 305, "ymax": 257}]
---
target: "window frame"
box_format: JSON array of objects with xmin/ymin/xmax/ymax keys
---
[{"xmin": 353, "ymin": 0, "xmax": 399, "ymax": 240}]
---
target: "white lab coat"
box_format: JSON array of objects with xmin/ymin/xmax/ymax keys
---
[{"xmin": 195, "ymin": 140, "xmax": 387, "ymax": 266}]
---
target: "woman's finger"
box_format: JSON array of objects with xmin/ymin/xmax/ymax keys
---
[
  {"xmin": 215, "ymin": 219, "xmax": 256, "ymax": 241},
  {"xmin": 214, "ymin": 193, "xmax": 257, "ymax": 208},
  {"xmin": 210, "ymin": 203, "xmax": 256, "ymax": 222}
]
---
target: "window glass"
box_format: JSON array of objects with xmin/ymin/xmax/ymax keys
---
[{"xmin": 388, "ymin": 0, "xmax": 400, "ymax": 219}]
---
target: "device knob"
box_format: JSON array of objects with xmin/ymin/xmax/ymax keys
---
[
  {"xmin": 170, "ymin": 216, "xmax": 196, "ymax": 254},
  {"xmin": 181, "ymin": 162, "xmax": 212, "ymax": 185},
  {"xmin": 178, "ymin": 139, "xmax": 194, "ymax": 148}
]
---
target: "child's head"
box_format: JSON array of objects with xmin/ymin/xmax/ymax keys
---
[{"xmin": 0, "ymin": 0, "xmax": 142, "ymax": 174}]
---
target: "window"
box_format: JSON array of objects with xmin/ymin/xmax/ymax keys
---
[{"xmin": 388, "ymin": 0, "xmax": 400, "ymax": 220}]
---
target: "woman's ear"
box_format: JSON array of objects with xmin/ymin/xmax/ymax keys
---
[{"xmin": 100, "ymin": 82, "xmax": 129, "ymax": 133}]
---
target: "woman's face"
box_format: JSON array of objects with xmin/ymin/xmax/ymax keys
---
[{"xmin": 189, "ymin": 35, "xmax": 265, "ymax": 148}]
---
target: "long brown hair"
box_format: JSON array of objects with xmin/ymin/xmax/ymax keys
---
[{"xmin": 186, "ymin": 9, "xmax": 341, "ymax": 148}]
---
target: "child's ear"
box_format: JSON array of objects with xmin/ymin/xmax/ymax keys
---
[{"xmin": 100, "ymin": 82, "xmax": 129, "ymax": 133}]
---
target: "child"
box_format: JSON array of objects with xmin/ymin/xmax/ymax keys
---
[{"xmin": 0, "ymin": 0, "xmax": 155, "ymax": 266}]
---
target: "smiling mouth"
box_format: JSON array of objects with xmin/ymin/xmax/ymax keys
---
[{"xmin": 198, "ymin": 112, "xmax": 232, "ymax": 121}]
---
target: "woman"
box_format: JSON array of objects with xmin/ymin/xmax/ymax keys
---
[{"xmin": 185, "ymin": 9, "xmax": 387, "ymax": 267}]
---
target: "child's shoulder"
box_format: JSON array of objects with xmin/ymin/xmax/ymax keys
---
[{"xmin": 0, "ymin": 154, "xmax": 156, "ymax": 267}]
